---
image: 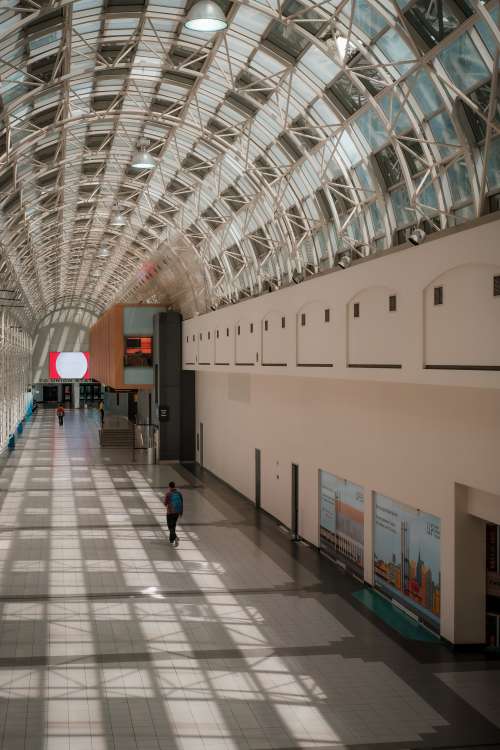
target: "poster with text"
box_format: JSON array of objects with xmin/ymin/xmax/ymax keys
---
[
  {"xmin": 319, "ymin": 471, "xmax": 364, "ymax": 576},
  {"xmin": 374, "ymin": 493, "xmax": 441, "ymax": 630}
]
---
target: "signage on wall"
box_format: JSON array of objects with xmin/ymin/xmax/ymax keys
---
[
  {"xmin": 159, "ymin": 405, "xmax": 169, "ymax": 421},
  {"xmin": 374, "ymin": 493, "xmax": 441, "ymax": 631},
  {"xmin": 319, "ymin": 471, "xmax": 364, "ymax": 577},
  {"xmin": 49, "ymin": 352, "xmax": 90, "ymax": 380}
]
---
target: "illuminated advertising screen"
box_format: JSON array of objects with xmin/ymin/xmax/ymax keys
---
[
  {"xmin": 49, "ymin": 352, "xmax": 90, "ymax": 380},
  {"xmin": 374, "ymin": 493, "xmax": 441, "ymax": 631},
  {"xmin": 319, "ymin": 471, "xmax": 364, "ymax": 577}
]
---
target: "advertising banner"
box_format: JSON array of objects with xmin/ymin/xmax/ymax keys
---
[
  {"xmin": 374, "ymin": 493, "xmax": 441, "ymax": 630},
  {"xmin": 49, "ymin": 352, "xmax": 90, "ymax": 380},
  {"xmin": 319, "ymin": 471, "xmax": 364, "ymax": 576}
]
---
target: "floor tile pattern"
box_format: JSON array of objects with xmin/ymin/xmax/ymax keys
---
[{"xmin": 0, "ymin": 409, "xmax": 498, "ymax": 749}]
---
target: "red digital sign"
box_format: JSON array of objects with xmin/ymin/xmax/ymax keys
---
[{"xmin": 49, "ymin": 352, "xmax": 90, "ymax": 380}]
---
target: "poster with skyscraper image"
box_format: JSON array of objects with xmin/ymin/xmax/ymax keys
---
[
  {"xmin": 374, "ymin": 493, "xmax": 441, "ymax": 631},
  {"xmin": 319, "ymin": 471, "xmax": 364, "ymax": 577}
]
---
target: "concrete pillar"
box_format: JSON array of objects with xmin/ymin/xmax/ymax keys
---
[
  {"xmin": 153, "ymin": 311, "xmax": 195, "ymax": 461},
  {"xmin": 73, "ymin": 382, "xmax": 80, "ymax": 409},
  {"xmin": 452, "ymin": 483, "xmax": 486, "ymax": 645}
]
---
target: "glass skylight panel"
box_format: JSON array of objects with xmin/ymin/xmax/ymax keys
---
[
  {"xmin": 428, "ymin": 110, "xmax": 460, "ymax": 158},
  {"xmin": 375, "ymin": 144, "xmax": 403, "ymax": 187},
  {"xmin": 378, "ymin": 91, "xmax": 412, "ymax": 134},
  {"xmin": 417, "ymin": 179, "xmax": 439, "ymax": 214},
  {"xmin": 404, "ymin": 69, "xmax": 443, "ymax": 117},
  {"xmin": 340, "ymin": 0, "xmax": 388, "ymax": 39},
  {"xmin": 355, "ymin": 108, "xmax": 387, "ymax": 150},
  {"xmin": 485, "ymin": 137, "xmax": 500, "ymax": 190},
  {"xmin": 391, "ymin": 185, "xmax": 411, "ymax": 225},
  {"xmin": 474, "ymin": 5, "xmax": 500, "ymax": 56},
  {"xmin": 438, "ymin": 33, "xmax": 489, "ymax": 90},
  {"xmin": 299, "ymin": 46, "xmax": 340, "ymax": 85},
  {"xmin": 339, "ymin": 130, "xmax": 363, "ymax": 165},
  {"xmin": 446, "ymin": 157, "xmax": 472, "ymax": 202},
  {"xmin": 233, "ymin": 5, "xmax": 270, "ymax": 37},
  {"xmin": 375, "ymin": 28, "xmax": 416, "ymax": 75},
  {"xmin": 404, "ymin": 0, "xmax": 465, "ymax": 47}
]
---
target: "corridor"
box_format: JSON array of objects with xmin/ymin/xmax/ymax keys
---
[{"xmin": 0, "ymin": 409, "xmax": 498, "ymax": 750}]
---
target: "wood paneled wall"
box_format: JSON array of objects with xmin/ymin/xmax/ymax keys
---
[{"xmin": 89, "ymin": 305, "xmax": 124, "ymax": 388}]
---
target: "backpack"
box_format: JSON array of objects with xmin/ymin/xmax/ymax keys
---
[{"xmin": 166, "ymin": 490, "xmax": 183, "ymax": 515}]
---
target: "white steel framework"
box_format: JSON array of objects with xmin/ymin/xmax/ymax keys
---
[
  {"xmin": 1, "ymin": 0, "xmax": 500, "ymax": 324},
  {"xmin": 0, "ymin": 309, "xmax": 32, "ymax": 451}
]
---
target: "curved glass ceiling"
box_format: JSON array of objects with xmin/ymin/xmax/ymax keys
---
[{"xmin": 1, "ymin": 0, "xmax": 500, "ymax": 325}]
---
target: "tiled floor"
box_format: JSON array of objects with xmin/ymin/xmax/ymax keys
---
[{"xmin": 0, "ymin": 409, "xmax": 499, "ymax": 750}]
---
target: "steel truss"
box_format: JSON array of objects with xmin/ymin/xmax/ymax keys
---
[
  {"xmin": 0, "ymin": 0, "xmax": 500, "ymax": 325},
  {"xmin": 0, "ymin": 309, "xmax": 31, "ymax": 452}
]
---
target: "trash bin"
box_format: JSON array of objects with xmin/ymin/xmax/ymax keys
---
[
  {"xmin": 8, "ymin": 434, "xmax": 15, "ymax": 450},
  {"xmin": 17, "ymin": 422, "xmax": 23, "ymax": 435}
]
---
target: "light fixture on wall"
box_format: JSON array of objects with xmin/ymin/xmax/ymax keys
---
[
  {"xmin": 184, "ymin": 0, "xmax": 228, "ymax": 32},
  {"xmin": 336, "ymin": 252, "xmax": 352, "ymax": 269},
  {"xmin": 131, "ymin": 139, "xmax": 156, "ymax": 170},
  {"xmin": 408, "ymin": 227, "xmax": 426, "ymax": 246},
  {"xmin": 110, "ymin": 205, "xmax": 126, "ymax": 227}
]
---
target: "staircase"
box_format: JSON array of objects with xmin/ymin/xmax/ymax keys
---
[
  {"xmin": 99, "ymin": 428, "xmax": 134, "ymax": 447},
  {"xmin": 99, "ymin": 416, "xmax": 134, "ymax": 448}
]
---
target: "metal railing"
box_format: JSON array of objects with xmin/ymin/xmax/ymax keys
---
[{"xmin": 133, "ymin": 423, "xmax": 158, "ymax": 462}]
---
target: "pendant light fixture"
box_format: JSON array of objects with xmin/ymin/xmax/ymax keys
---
[
  {"xmin": 110, "ymin": 204, "xmax": 126, "ymax": 227},
  {"xmin": 184, "ymin": 0, "xmax": 228, "ymax": 32},
  {"xmin": 131, "ymin": 138, "xmax": 156, "ymax": 170}
]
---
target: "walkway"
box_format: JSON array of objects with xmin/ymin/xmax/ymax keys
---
[{"xmin": 0, "ymin": 409, "xmax": 498, "ymax": 750}]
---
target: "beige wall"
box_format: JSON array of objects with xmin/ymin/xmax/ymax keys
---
[
  {"xmin": 183, "ymin": 216, "xmax": 500, "ymax": 389},
  {"xmin": 196, "ymin": 370, "xmax": 500, "ymax": 643}
]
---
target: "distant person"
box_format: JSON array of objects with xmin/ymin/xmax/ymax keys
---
[
  {"xmin": 98, "ymin": 399, "xmax": 104, "ymax": 427},
  {"xmin": 164, "ymin": 481, "xmax": 183, "ymax": 547},
  {"xmin": 56, "ymin": 404, "xmax": 65, "ymax": 427}
]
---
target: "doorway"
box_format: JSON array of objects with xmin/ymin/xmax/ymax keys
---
[
  {"xmin": 43, "ymin": 385, "xmax": 58, "ymax": 403},
  {"xmin": 291, "ymin": 463, "xmax": 299, "ymax": 540},
  {"xmin": 486, "ymin": 522, "xmax": 500, "ymax": 648},
  {"xmin": 255, "ymin": 449, "xmax": 261, "ymax": 509}
]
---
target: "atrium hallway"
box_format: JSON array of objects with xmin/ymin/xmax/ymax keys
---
[{"xmin": 0, "ymin": 408, "xmax": 498, "ymax": 750}]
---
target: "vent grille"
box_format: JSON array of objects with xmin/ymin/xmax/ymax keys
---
[
  {"xmin": 264, "ymin": 320, "xmax": 268, "ymax": 331},
  {"xmin": 325, "ymin": 308, "xmax": 330, "ymax": 322},
  {"xmin": 389, "ymin": 294, "xmax": 397, "ymax": 312},
  {"xmin": 353, "ymin": 302, "xmax": 360, "ymax": 318},
  {"xmin": 281, "ymin": 316, "xmax": 286, "ymax": 328},
  {"xmin": 494, "ymin": 275, "xmax": 500, "ymax": 296},
  {"xmin": 301, "ymin": 313, "xmax": 306, "ymax": 326}
]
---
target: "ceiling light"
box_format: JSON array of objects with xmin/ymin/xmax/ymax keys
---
[
  {"xmin": 131, "ymin": 142, "xmax": 156, "ymax": 170},
  {"xmin": 184, "ymin": 0, "xmax": 228, "ymax": 32},
  {"xmin": 110, "ymin": 206, "xmax": 126, "ymax": 227},
  {"xmin": 96, "ymin": 246, "xmax": 111, "ymax": 259}
]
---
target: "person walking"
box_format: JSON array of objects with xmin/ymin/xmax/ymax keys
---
[
  {"xmin": 164, "ymin": 481, "xmax": 183, "ymax": 547},
  {"xmin": 56, "ymin": 403, "xmax": 65, "ymax": 427},
  {"xmin": 98, "ymin": 399, "xmax": 104, "ymax": 427}
]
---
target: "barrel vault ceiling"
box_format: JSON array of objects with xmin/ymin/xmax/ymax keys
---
[{"xmin": 1, "ymin": 0, "xmax": 500, "ymax": 328}]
